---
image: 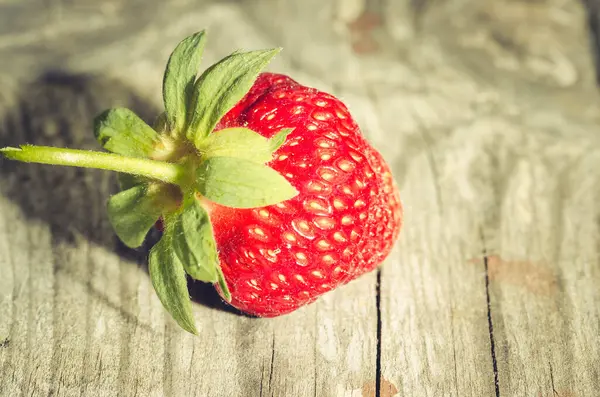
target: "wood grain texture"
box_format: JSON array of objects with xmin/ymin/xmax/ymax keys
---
[{"xmin": 1, "ymin": 0, "xmax": 599, "ymax": 396}]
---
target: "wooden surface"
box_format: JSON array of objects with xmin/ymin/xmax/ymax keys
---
[{"xmin": 1, "ymin": 0, "xmax": 600, "ymax": 396}]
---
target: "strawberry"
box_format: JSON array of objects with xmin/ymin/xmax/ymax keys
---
[
  {"xmin": 209, "ymin": 73, "xmax": 402, "ymax": 316},
  {"xmin": 0, "ymin": 31, "xmax": 402, "ymax": 333}
]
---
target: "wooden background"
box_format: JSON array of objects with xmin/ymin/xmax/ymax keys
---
[{"xmin": 1, "ymin": 0, "xmax": 599, "ymax": 396}]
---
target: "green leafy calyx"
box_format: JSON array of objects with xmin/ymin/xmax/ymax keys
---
[
  {"xmin": 0, "ymin": 31, "xmax": 295, "ymax": 335},
  {"xmin": 100, "ymin": 33, "xmax": 293, "ymax": 332}
]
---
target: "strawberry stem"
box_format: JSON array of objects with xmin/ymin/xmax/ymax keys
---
[{"xmin": 0, "ymin": 145, "xmax": 187, "ymax": 186}]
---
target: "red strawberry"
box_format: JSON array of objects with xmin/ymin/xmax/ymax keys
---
[
  {"xmin": 209, "ymin": 73, "xmax": 402, "ymax": 316},
  {"xmin": 1, "ymin": 31, "xmax": 402, "ymax": 333}
]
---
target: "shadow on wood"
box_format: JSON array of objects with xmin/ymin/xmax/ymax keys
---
[{"xmin": 0, "ymin": 70, "xmax": 156, "ymax": 254}]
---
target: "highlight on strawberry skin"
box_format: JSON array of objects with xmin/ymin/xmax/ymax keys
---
[{"xmin": 0, "ymin": 30, "xmax": 402, "ymax": 334}]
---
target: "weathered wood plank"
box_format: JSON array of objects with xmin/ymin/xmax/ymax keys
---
[{"xmin": 2, "ymin": 0, "xmax": 600, "ymax": 396}]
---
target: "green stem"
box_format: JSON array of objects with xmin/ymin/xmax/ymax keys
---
[{"xmin": 1, "ymin": 145, "xmax": 187, "ymax": 185}]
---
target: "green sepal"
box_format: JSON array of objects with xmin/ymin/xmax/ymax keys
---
[
  {"xmin": 216, "ymin": 265, "xmax": 231, "ymax": 302},
  {"xmin": 186, "ymin": 48, "xmax": 281, "ymax": 147},
  {"xmin": 94, "ymin": 108, "xmax": 160, "ymax": 158},
  {"xmin": 268, "ymin": 128, "xmax": 294, "ymax": 153},
  {"xmin": 198, "ymin": 127, "xmax": 293, "ymax": 163},
  {"xmin": 171, "ymin": 197, "xmax": 220, "ymax": 282},
  {"xmin": 106, "ymin": 184, "xmax": 163, "ymax": 248},
  {"xmin": 196, "ymin": 156, "xmax": 298, "ymax": 208},
  {"xmin": 162, "ymin": 31, "xmax": 207, "ymax": 133},
  {"xmin": 149, "ymin": 225, "xmax": 198, "ymax": 335}
]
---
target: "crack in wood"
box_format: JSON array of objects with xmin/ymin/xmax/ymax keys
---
[
  {"xmin": 313, "ymin": 314, "xmax": 318, "ymax": 397},
  {"xmin": 187, "ymin": 342, "xmax": 195, "ymax": 394},
  {"xmin": 484, "ymin": 253, "xmax": 500, "ymax": 397},
  {"xmin": 450, "ymin": 309, "xmax": 460, "ymax": 397},
  {"xmin": 549, "ymin": 361, "xmax": 559, "ymax": 397},
  {"xmin": 268, "ymin": 336, "xmax": 275, "ymax": 396},
  {"xmin": 259, "ymin": 362, "xmax": 264, "ymax": 397},
  {"xmin": 375, "ymin": 269, "xmax": 383, "ymax": 397}
]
